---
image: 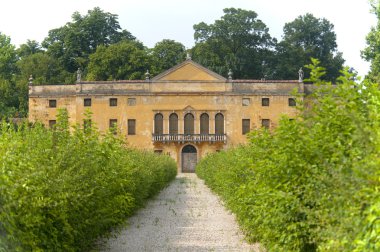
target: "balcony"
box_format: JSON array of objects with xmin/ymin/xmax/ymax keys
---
[{"xmin": 152, "ymin": 134, "xmax": 226, "ymax": 143}]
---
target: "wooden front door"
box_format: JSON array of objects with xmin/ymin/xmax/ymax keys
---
[{"xmin": 182, "ymin": 145, "xmax": 197, "ymax": 173}]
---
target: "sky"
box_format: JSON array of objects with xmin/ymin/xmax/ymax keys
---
[{"xmin": 0, "ymin": 0, "xmax": 377, "ymax": 77}]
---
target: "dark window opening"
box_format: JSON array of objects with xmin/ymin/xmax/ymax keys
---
[
  {"xmin": 49, "ymin": 120, "xmax": 56, "ymax": 128},
  {"xmin": 128, "ymin": 119, "xmax": 136, "ymax": 135},
  {"xmin": 184, "ymin": 113, "xmax": 194, "ymax": 135},
  {"xmin": 215, "ymin": 113, "xmax": 224, "ymax": 135},
  {"xmin": 49, "ymin": 100, "xmax": 57, "ymax": 108},
  {"xmin": 288, "ymin": 98, "xmax": 296, "ymax": 107},
  {"xmin": 109, "ymin": 98, "xmax": 117, "ymax": 107},
  {"xmin": 242, "ymin": 119, "xmax": 250, "ymax": 135},
  {"xmin": 154, "ymin": 113, "xmax": 163, "ymax": 135},
  {"xmin": 154, "ymin": 150, "xmax": 163, "ymax": 154},
  {"xmin": 262, "ymin": 98, "xmax": 269, "ymax": 106},
  {"xmin": 84, "ymin": 98, "xmax": 91, "ymax": 107},
  {"xmin": 169, "ymin": 113, "xmax": 178, "ymax": 134},
  {"xmin": 200, "ymin": 113, "xmax": 209, "ymax": 134}
]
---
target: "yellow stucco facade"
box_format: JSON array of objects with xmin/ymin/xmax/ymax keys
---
[{"xmin": 29, "ymin": 59, "xmax": 310, "ymax": 172}]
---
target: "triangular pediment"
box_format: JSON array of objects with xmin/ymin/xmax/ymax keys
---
[
  {"xmin": 183, "ymin": 105, "xmax": 195, "ymax": 111},
  {"xmin": 152, "ymin": 60, "xmax": 227, "ymax": 81}
]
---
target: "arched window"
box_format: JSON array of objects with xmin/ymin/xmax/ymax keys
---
[
  {"xmin": 154, "ymin": 113, "xmax": 163, "ymax": 135},
  {"xmin": 169, "ymin": 113, "xmax": 178, "ymax": 134},
  {"xmin": 200, "ymin": 113, "xmax": 209, "ymax": 135},
  {"xmin": 184, "ymin": 113, "xmax": 194, "ymax": 134},
  {"xmin": 215, "ymin": 113, "xmax": 224, "ymax": 135}
]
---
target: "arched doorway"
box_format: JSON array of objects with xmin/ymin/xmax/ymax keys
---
[{"xmin": 182, "ymin": 145, "xmax": 197, "ymax": 173}]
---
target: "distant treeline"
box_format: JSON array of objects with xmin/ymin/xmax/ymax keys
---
[{"xmin": 0, "ymin": 6, "xmax": 356, "ymax": 118}]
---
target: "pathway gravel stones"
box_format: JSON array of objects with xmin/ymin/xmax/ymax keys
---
[{"xmin": 99, "ymin": 173, "xmax": 261, "ymax": 252}]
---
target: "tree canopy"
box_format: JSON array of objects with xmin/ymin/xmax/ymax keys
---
[
  {"xmin": 192, "ymin": 8, "xmax": 276, "ymax": 79},
  {"xmin": 274, "ymin": 13, "xmax": 344, "ymax": 81},
  {"xmin": 87, "ymin": 40, "xmax": 149, "ymax": 81},
  {"xmin": 150, "ymin": 39, "xmax": 186, "ymax": 75},
  {"xmin": 363, "ymin": 0, "xmax": 380, "ymax": 82},
  {"xmin": 0, "ymin": 6, "xmax": 354, "ymax": 118},
  {"xmin": 42, "ymin": 7, "xmax": 135, "ymax": 74}
]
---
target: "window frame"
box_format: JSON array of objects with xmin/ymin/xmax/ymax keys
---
[
  {"xmin": 49, "ymin": 99, "xmax": 57, "ymax": 108},
  {"xmin": 169, "ymin": 113, "xmax": 178, "ymax": 135},
  {"xmin": 288, "ymin": 98, "xmax": 296, "ymax": 107},
  {"xmin": 49, "ymin": 120, "xmax": 56, "ymax": 128},
  {"xmin": 200, "ymin": 113, "xmax": 209, "ymax": 135},
  {"xmin": 84, "ymin": 98, "xmax": 92, "ymax": 107},
  {"xmin": 109, "ymin": 98, "xmax": 118, "ymax": 107},
  {"xmin": 262, "ymin": 98, "xmax": 270, "ymax": 106},
  {"xmin": 154, "ymin": 113, "xmax": 164, "ymax": 135},
  {"xmin": 215, "ymin": 113, "xmax": 224, "ymax": 135},
  {"xmin": 184, "ymin": 113, "xmax": 195, "ymax": 135},
  {"xmin": 242, "ymin": 119, "xmax": 250, "ymax": 135},
  {"xmin": 128, "ymin": 119, "xmax": 136, "ymax": 135},
  {"xmin": 262, "ymin": 119, "xmax": 270, "ymax": 129}
]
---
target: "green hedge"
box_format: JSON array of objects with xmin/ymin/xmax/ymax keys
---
[
  {"xmin": 197, "ymin": 60, "xmax": 380, "ymax": 251},
  {"xmin": 0, "ymin": 110, "xmax": 177, "ymax": 251}
]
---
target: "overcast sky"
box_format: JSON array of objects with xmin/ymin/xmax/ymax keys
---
[{"xmin": 0, "ymin": 0, "xmax": 376, "ymax": 77}]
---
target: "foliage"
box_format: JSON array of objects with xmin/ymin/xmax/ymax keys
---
[
  {"xmin": 0, "ymin": 109, "xmax": 177, "ymax": 251},
  {"xmin": 191, "ymin": 8, "xmax": 276, "ymax": 79},
  {"xmin": 0, "ymin": 33, "xmax": 17, "ymax": 80},
  {"xmin": 17, "ymin": 40, "xmax": 43, "ymax": 58},
  {"xmin": 363, "ymin": 0, "xmax": 380, "ymax": 82},
  {"xmin": 87, "ymin": 40, "xmax": 150, "ymax": 80},
  {"xmin": 150, "ymin": 39, "xmax": 186, "ymax": 75},
  {"xmin": 274, "ymin": 13, "xmax": 344, "ymax": 81},
  {"xmin": 197, "ymin": 60, "xmax": 380, "ymax": 251},
  {"xmin": 42, "ymin": 7, "xmax": 135, "ymax": 74}
]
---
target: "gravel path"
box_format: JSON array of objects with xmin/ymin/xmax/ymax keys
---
[{"xmin": 98, "ymin": 173, "xmax": 261, "ymax": 252}]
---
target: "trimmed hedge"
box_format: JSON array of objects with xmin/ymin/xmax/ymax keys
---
[
  {"xmin": 0, "ymin": 110, "xmax": 177, "ymax": 251},
  {"xmin": 197, "ymin": 60, "xmax": 380, "ymax": 251}
]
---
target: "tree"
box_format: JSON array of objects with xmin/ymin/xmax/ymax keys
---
[
  {"xmin": 86, "ymin": 40, "xmax": 150, "ymax": 81},
  {"xmin": 0, "ymin": 33, "xmax": 17, "ymax": 79},
  {"xmin": 274, "ymin": 13, "xmax": 344, "ymax": 81},
  {"xmin": 17, "ymin": 40, "xmax": 43, "ymax": 58},
  {"xmin": 362, "ymin": 0, "xmax": 380, "ymax": 81},
  {"xmin": 0, "ymin": 33, "xmax": 19, "ymax": 118},
  {"xmin": 191, "ymin": 8, "xmax": 276, "ymax": 79},
  {"xmin": 150, "ymin": 39, "xmax": 186, "ymax": 74},
  {"xmin": 14, "ymin": 52, "xmax": 73, "ymax": 114},
  {"xmin": 42, "ymin": 7, "xmax": 135, "ymax": 74}
]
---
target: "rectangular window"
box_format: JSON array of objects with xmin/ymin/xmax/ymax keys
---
[
  {"xmin": 242, "ymin": 119, "xmax": 250, "ymax": 135},
  {"xmin": 109, "ymin": 98, "xmax": 117, "ymax": 107},
  {"xmin": 288, "ymin": 98, "xmax": 296, "ymax": 107},
  {"xmin": 262, "ymin": 119, "xmax": 270, "ymax": 129},
  {"xmin": 128, "ymin": 119, "xmax": 136, "ymax": 135},
  {"xmin": 49, "ymin": 120, "xmax": 56, "ymax": 128},
  {"xmin": 262, "ymin": 98, "xmax": 269, "ymax": 106},
  {"xmin": 242, "ymin": 98, "xmax": 250, "ymax": 106},
  {"xmin": 83, "ymin": 119, "xmax": 91, "ymax": 130},
  {"xmin": 127, "ymin": 98, "xmax": 136, "ymax": 106},
  {"xmin": 49, "ymin": 99, "xmax": 57, "ymax": 108},
  {"xmin": 84, "ymin": 98, "xmax": 92, "ymax": 107},
  {"xmin": 109, "ymin": 119, "xmax": 117, "ymax": 134},
  {"xmin": 154, "ymin": 150, "xmax": 163, "ymax": 154}
]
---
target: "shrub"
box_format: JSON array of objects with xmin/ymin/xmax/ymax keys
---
[
  {"xmin": 0, "ymin": 110, "xmax": 177, "ymax": 251},
  {"xmin": 197, "ymin": 59, "xmax": 380, "ymax": 251}
]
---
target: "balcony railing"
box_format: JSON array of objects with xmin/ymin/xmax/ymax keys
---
[{"xmin": 152, "ymin": 134, "xmax": 226, "ymax": 143}]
